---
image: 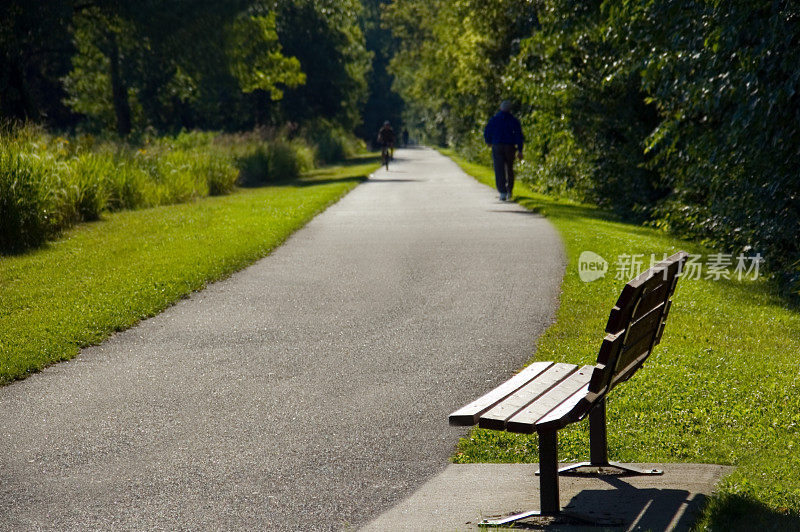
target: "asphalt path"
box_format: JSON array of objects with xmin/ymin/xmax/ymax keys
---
[{"xmin": 0, "ymin": 147, "xmax": 565, "ymax": 531}]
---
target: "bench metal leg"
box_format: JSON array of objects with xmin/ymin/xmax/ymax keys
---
[
  {"xmin": 590, "ymin": 396, "xmax": 609, "ymax": 465},
  {"xmin": 537, "ymin": 400, "xmax": 663, "ymax": 477},
  {"xmin": 480, "ymin": 430, "xmax": 559, "ymax": 526}
]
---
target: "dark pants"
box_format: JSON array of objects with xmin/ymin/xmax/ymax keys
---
[{"xmin": 491, "ymin": 144, "xmax": 516, "ymax": 196}]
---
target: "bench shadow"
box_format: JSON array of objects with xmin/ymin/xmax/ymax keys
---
[
  {"xmin": 508, "ymin": 476, "xmax": 705, "ymax": 530},
  {"xmin": 501, "ymin": 476, "xmax": 800, "ymax": 530}
]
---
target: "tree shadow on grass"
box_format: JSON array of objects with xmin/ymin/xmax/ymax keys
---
[
  {"xmin": 513, "ymin": 194, "xmax": 621, "ymax": 224},
  {"xmin": 239, "ymin": 154, "xmax": 382, "ymax": 189},
  {"xmin": 275, "ymin": 175, "xmax": 369, "ymax": 188},
  {"xmin": 700, "ymin": 493, "xmax": 800, "ymax": 531}
]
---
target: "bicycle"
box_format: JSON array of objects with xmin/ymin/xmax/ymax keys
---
[{"xmin": 381, "ymin": 144, "xmax": 392, "ymax": 170}]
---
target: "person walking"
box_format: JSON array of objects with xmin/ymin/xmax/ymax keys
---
[{"xmin": 483, "ymin": 100, "xmax": 524, "ymax": 201}]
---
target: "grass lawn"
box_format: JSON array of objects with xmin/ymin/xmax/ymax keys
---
[
  {"xmin": 0, "ymin": 155, "xmax": 379, "ymax": 385},
  {"xmin": 441, "ymin": 149, "xmax": 800, "ymax": 530}
]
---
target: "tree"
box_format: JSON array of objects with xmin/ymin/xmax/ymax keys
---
[
  {"xmin": 62, "ymin": 1, "xmax": 306, "ymax": 134},
  {"xmin": 357, "ymin": 0, "xmax": 404, "ymax": 142},
  {"xmin": 274, "ymin": 0, "xmax": 371, "ymax": 129},
  {"xmin": 384, "ymin": 0, "xmax": 538, "ymax": 145},
  {"xmin": 63, "ymin": 8, "xmax": 138, "ymax": 135},
  {"xmin": 226, "ymin": 13, "xmax": 304, "ymax": 98},
  {"xmin": 0, "ymin": 0, "xmax": 75, "ymax": 126}
]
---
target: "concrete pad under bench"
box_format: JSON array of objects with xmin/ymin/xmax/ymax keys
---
[{"xmin": 360, "ymin": 463, "xmax": 733, "ymax": 531}]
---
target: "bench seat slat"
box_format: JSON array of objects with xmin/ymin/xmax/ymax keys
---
[
  {"xmin": 506, "ymin": 365, "xmax": 595, "ymax": 434},
  {"xmin": 534, "ymin": 382, "xmax": 592, "ymax": 431},
  {"xmin": 478, "ymin": 363, "xmax": 579, "ymax": 431},
  {"xmin": 448, "ymin": 361, "xmax": 554, "ymax": 426}
]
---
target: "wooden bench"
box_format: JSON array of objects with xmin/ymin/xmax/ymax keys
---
[{"xmin": 449, "ymin": 251, "xmax": 688, "ymax": 526}]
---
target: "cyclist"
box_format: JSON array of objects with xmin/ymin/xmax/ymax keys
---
[{"xmin": 377, "ymin": 121, "xmax": 396, "ymax": 169}]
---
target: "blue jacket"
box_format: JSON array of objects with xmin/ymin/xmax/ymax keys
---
[{"xmin": 483, "ymin": 111, "xmax": 524, "ymax": 150}]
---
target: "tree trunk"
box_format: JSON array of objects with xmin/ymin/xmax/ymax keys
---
[
  {"xmin": 1, "ymin": 58, "xmax": 38, "ymax": 121},
  {"xmin": 252, "ymin": 89, "xmax": 271, "ymax": 127},
  {"xmin": 108, "ymin": 33, "xmax": 131, "ymax": 137}
]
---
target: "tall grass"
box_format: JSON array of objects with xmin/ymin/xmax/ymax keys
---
[
  {"xmin": 0, "ymin": 123, "xmax": 358, "ymax": 252},
  {"xmin": 0, "ymin": 149, "xmax": 54, "ymax": 249}
]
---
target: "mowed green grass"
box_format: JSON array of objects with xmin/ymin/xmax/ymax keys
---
[
  {"xmin": 441, "ymin": 150, "xmax": 800, "ymax": 530},
  {"xmin": 0, "ymin": 156, "xmax": 379, "ymax": 385}
]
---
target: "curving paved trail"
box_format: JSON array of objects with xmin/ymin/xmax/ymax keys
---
[{"xmin": 0, "ymin": 148, "xmax": 564, "ymax": 531}]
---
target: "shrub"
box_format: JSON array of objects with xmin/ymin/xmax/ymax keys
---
[
  {"xmin": 301, "ymin": 119, "xmax": 361, "ymax": 165},
  {"xmin": 65, "ymin": 153, "xmax": 111, "ymax": 220},
  {"xmin": 104, "ymin": 152, "xmax": 148, "ymax": 211},
  {"xmin": 0, "ymin": 149, "xmax": 54, "ymax": 250},
  {"xmin": 200, "ymin": 153, "xmax": 238, "ymax": 195},
  {"xmin": 289, "ymin": 141, "xmax": 315, "ymax": 175},
  {"xmin": 237, "ymin": 145, "xmax": 271, "ymax": 186},
  {"xmin": 236, "ymin": 139, "xmax": 315, "ymax": 184},
  {"xmin": 266, "ymin": 139, "xmax": 303, "ymax": 180},
  {"xmin": 155, "ymin": 150, "xmax": 206, "ymax": 204},
  {"xmin": 0, "ymin": 124, "xmax": 358, "ymax": 252}
]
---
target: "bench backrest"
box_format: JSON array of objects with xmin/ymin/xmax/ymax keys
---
[{"xmin": 588, "ymin": 251, "xmax": 688, "ymax": 399}]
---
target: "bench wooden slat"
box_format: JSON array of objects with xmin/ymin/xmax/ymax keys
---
[
  {"xmin": 654, "ymin": 299, "xmax": 673, "ymax": 345},
  {"xmin": 534, "ymin": 382, "xmax": 592, "ymax": 431},
  {"xmin": 610, "ymin": 352, "xmax": 651, "ymax": 388},
  {"xmin": 595, "ymin": 308, "xmax": 670, "ymax": 395},
  {"xmin": 448, "ymin": 361, "xmax": 554, "ymax": 426},
  {"xmin": 595, "ymin": 332, "xmax": 623, "ymax": 367},
  {"xmin": 478, "ymin": 363, "xmax": 578, "ymax": 431},
  {"xmin": 614, "ymin": 332, "xmax": 656, "ymax": 375},
  {"xmin": 591, "ymin": 252, "xmax": 687, "ymax": 395},
  {"xmin": 605, "ymin": 254, "xmax": 684, "ymax": 333},
  {"xmin": 625, "ymin": 302, "xmax": 666, "ymax": 346},
  {"xmin": 505, "ymin": 365, "xmax": 595, "ymax": 434},
  {"xmin": 590, "ymin": 334, "xmax": 623, "ymax": 396},
  {"xmin": 632, "ymin": 282, "xmax": 669, "ymax": 321}
]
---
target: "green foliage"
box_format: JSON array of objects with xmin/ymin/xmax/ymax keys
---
[
  {"xmin": 0, "ymin": 146, "xmax": 54, "ymax": 250},
  {"xmin": 384, "ymin": 0, "xmax": 538, "ymax": 144},
  {"xmin": 274, "ymin": 0, "xmax": 372, "ymax": 129},
  {"xmin": 357, "ymin": 0, "xmax": 405, "ymax": 141},
  {"xmin": 225, "ymin": 13, "xmax": 305, "ymax": 98},
  {"xmin": 62, "ymin": 12, "xmax": 143, "ymax": 134},
  {"xmin": 3, "ymin": 0, "xmax": 380, "ymax": 149},
  {"xmin": 613, "ymin": 0, "xmax": 800, "ymax": 285},
  {"xmin": 302, "ymin": 119, "xmax": 362, "ymax": 165},
  {"xmin": 386, "ymin": 0, "xmax": 800, "ymax": 293},
  {"xmin": 0, "ymin": 0, "xmax": 74, "ymax": 125},
  {"xmin": 0, "ymin": 123, "xmax": 358, "ymax": 252}
]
